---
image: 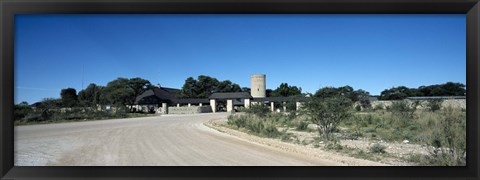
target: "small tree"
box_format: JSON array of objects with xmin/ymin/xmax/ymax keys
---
[
  {"xmin": 60, "ymin": 88, "xmax": 78, "ymax": 107},
  {"xmin": 301, "ymin": 96, "xmax": 352, "ymax": 141}
]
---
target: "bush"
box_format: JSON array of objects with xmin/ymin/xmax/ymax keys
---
[
  {"xmin": 373, "ymin": 104, "xmax": 384, "ymax": 111},
  {"xmin": 388, "ymin": 100, "xmax": 416, "ymax": 119},
  {"xmin": 369, "ymin": 143, "xmax": 387, "ymax": 154},
  {"xmin": 227, "ymin": 115, "xmax": 248, "ymax": 128},
  {"xmin": 246, "ymin": 103, "xmax": 270, "ymax": 117},
  {"xmin": 14, "ymin": 102, "xmax": 33, "ymax": 121},
  {"xmin": 228, "ymin": 114, "xmax": 283, "ymax": 138},
  {"xmin": 425, "ymin": 99, "xmax": 443, "ymax": 112},
  {"xmin": 301, "ymin": 96, "xmax": 352, "ymax": 141},
  {"xmin": 325, "ymin": 142, "xmax": 343, "ymax": 150},
  {"xmin": 423, "ymin": 107, "xmax": 466, "ymax": 166},
  {"xmin": 263, "ymin": 122, "xmax": 281, "ymax": 138},
  {"xmin": 355, "ymin": 105, "xmax": 362, "ymax": 111},
  {"xmin": 294, "ymin": 120, "xmax": 309, "ymax": 131}
]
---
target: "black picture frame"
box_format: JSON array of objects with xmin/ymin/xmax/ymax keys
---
[{"xmin": 1, "ymin": 0, "xmax": 479, "ymax": 179}]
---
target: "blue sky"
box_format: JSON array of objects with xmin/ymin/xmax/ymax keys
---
[{"xmin": 15, "ymin": 14, "xmax": 466, "ymax": 104}]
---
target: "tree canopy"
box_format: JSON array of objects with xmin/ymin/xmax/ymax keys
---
[
  {"xmin": 100, "ymin": 77, "xmax": 152, "ymax": 110},
  {"xmin": 301, "ymin": 96, "xmax": 352, "ymax": 140},
  {"xmin": 270, "ymin": 83, "xmax": 302, "ymax": 97},
  {"xmin": 379, "ymin": 82, "xmax": 466, "ymax": 100},
  {"xmin": 314, "ymin": 85, "xmax": 370, "ymax": 103},
  {"xmin": 177, "ymin": 75, "xmax": 242, "ymax": 98},
  {"xmin": 78, "ymin": 83, "xmax": 104, "ymax": 107},
  {"xmin": 60, "ymin": 88, "xmax": 78, "ymax": 107}
]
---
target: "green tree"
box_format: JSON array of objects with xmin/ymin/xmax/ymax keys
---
[
  {"xmin": 314, "ymin": 86, "xmax": 369, "ymax": 105},
  {"xmin": 301, "ymin": 96, "xmax": 352, "ymax": 141},
  {"xmin": 380, "ymin": 82, "xmax": 465, "ymax": 100},
  {"xmin": 78, "ymin": 83, "xmax": 104, "ymax": 108},
  {"xmin": 271, "ymin": 83, "xmax": 302, "ymax": 97},
  {"xmin": 101, "ymin": 77, "xmax": 152, "ymax": 111},
  {"xmin": 217, "ymin": 80, "xmax": 242, "ymax": 93},
  {"xmin": 60, "ymin": 88, "xmax": 78, "ymax": 107},
  {"xmin": 178, "ymin": 77, "xmax": 198, "ymax": 98},
  {"xmin": 441, "ymin": 82, "xmax": 466, "ymax": 96},
  {"xmin": 14, "ymin": 101, "xmax": 32, "ymax": 121},
  {"xmin": 242, "ymin": 87, "xmax": 251, "ymax": 94},
  {"xmin": 379, "ymin": 86, "xmax": 413, "ymax": 100},
  {"xmin": 178, "ymin": 75, "xmax": 243, "ymax": 98},
  {"xmin": 36, "ymin": 98, "xmax": 62, "ymax": 121}
]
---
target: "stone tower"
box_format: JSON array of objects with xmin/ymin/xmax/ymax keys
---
[{"xmin": 250, "ymin": 74, "xmax": 266, "ymax": 98}]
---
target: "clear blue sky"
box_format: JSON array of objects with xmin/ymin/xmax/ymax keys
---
[{"xmin": 15, "ymin": 14, "xmax": 466, "ymax": 104}]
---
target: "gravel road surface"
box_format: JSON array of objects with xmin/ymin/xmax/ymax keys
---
[{"xmin": 15, "ymin": 113, "xmax": 344, "ymax": 166}]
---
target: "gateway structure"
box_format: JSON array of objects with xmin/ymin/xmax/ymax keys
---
[{"xmin": 133, "ymin": 74, "xmax": 305, "ymax": 114}]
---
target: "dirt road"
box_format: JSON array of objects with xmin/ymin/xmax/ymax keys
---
[{"xmin": 15, "ymin": 113, "xmax": 345, "ymax": 166}]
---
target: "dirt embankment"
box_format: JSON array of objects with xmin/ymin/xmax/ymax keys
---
[{"xmin": 204, "ymin": 118, "xmax": 388, "ymax": 166}]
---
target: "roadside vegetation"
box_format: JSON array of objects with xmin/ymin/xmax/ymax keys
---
[
  {"xmin": 225, "ymin": 84, "xmax": 466, "ymax": 166},
  {"xmin": 14, "ymin": 77, "xmax": 156, "ymax": 125}
]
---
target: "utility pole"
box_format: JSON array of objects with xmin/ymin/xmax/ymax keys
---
[{"xmin": 82, "ymin": 64, "xmax": 85, "ymax": 90}]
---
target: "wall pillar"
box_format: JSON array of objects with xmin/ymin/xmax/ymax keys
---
[
  {"xmin": 162, "ymin": 103, "xmax": 168, "ymax": 114},
  {"xmin": 270, "ymin": 102, "xmax": 275, "ymax": 112},
  {"xmin": 227, "ymin": 99, "xmax": 233, "ymax": 112},
  {"xmin": 244, "ymin": 99, "xmax": 251, "ymax": 108},
  {"xmin": 210, "ymin": 99, "xmax": 216, "ymax": 113},
  {"xmin": 296, "ymin": 102, "xmax": 302, "ymax": 111}
]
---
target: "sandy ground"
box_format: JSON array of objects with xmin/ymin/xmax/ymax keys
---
[{"xmin": 15, "ymin": 113, "xmax": 349, "ymax": 166}]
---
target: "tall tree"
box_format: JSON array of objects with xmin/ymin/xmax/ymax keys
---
[
  {"xmin": 100, "ymin": 77, "xmax": 152, "ymax": 111},
  {"xmin": 241, "ymin": 87, "xmax": 251, "ymax": 94},
  {"xmin": 379, "ymin": 82, "xmax": 465, "ymax": 100},
  {"xmin": 178, "ymin": 75, "xmax": 242, "ymax": 98},
  {"xmin": 271, "ymin": 83, "xmax": 302, "ymax": 97},
  {"xmin": 78, "ymin": 83, "xmax": 104, "ymax": 108},
  {"xmin": 178, "ymin": 77, "xmax": 198, "ymax": 98},
  {"xmin": 60, "ymin": 88, "xmax": 78, "ymax": 107}
]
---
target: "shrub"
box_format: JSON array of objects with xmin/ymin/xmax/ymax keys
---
[
  {"xmin": 280, "ymin": 130, "xmax": 293, "ymax": 142},
  {"xmin": 373, "ymin": 104, "xmax": 384, "ymax": 111},
  {"xmin": 388, "ymin": 100, "xmax": 416, "ymax": 119},
  {"xmin": 355, "ymin": 105, "xmax": 362, "ymax": 111},
  {"xmin": 423, "ymin": 107, "xmax": 466, "ymax": 166},
  {"xmin": 325, "ymin": 142, "xmax": 343, "ymax": 150},
  {"xmin": 263, "ymin": 122, "xmax": 280, "ymax": 138},
  {"xmin": 14, "ymin": 102, "xmax": 33, "ymax": 121},
  {"xmin": 425, "ymin": 99, "xmax": 443, "ymax": 112},
  {"xmin": 227, "ymin": 115, "xmax": 248, "ymax": 128},
  {"xmin": 295, "ymin": 120, "xmax": 309, "ymax": 131},
  {"xmin": 246, "ymin": 118, "xmax": 264, "ymax": 134},
  {"xmin": 301, "ymin": 96, "xmax": 352, "ymax": 141},
  {"xmin": 369, "ymin": 143, "xmax": 387, "ymax": 154},
  {"xmin": 247, "ymin": 103, "xmax": 270, "ymax": 117}
]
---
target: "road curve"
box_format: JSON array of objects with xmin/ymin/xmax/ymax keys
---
[{"xmin": 15, "ymin": 113, "xmax": 343, "ymax": 166}]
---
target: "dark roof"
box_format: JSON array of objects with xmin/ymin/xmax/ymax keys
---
[
  {"xmin": 407, "ymin": 96, "xmax": 466, "ymax": 100},
  {"xmin": 251, "ymin": 96, "xmax": 308, "ymax": 102},
  {"xmin": 174, "ymin": 98, "xmax": 210, "ymax": 104},
  {"xmin": 209, "ymin": 92, "xmax": 253, "ymax": 99},
  {"xmin": 252, "ymin": 97, "xmax": 290, "ymax": 102},
  {"xmin": 135, "ymin": 87, "xmax": 180, "ymax": 105},
  {"xmin": 233, "ymin": 99, "xmax": 244, "ymax": 106},
  {"xmin": 368, "ymin": 96, "xmax": 379, "ymax": 102}
]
